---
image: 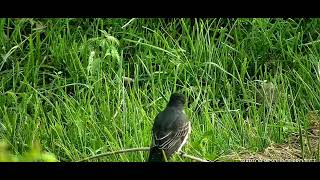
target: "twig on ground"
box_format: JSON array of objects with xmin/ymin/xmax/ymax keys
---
[{"xmin": 77, "ymin": 147, "xmax": 209, "ymax": 162}]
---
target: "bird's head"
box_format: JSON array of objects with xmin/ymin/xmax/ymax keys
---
[{"xmin": 168, "ymin": 93, "xmax": 186, "ymax": 107}]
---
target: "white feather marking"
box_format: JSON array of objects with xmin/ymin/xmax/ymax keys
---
[
  {"xmin": 177, "ymin": 122, "xmax": 191, "ymax": 152},
  {"xmin": 155, "ymin": 131, "xmax": 172, "ymax": 140}
]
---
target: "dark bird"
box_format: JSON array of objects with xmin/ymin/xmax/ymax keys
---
[{"xmin": 148, "ymin": 93, "xmax": 191, "ymax": 162}]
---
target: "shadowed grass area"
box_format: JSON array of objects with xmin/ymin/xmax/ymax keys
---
[{"xmin": 0, "ymin": 18, "xmax": 319, "ymax": 162}]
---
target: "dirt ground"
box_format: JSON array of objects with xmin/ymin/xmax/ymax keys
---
[{"xmin": 218, "ymin": 111, "xmax": 320, "ymax": 162}]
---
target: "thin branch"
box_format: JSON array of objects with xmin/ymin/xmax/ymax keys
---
[
  {"xmin": 76, "ymin": 147, "xmax": 149, "ymax": 162},
  {"xmin": 179, "ymin": 151, "xmax": 210, "ymax": 162},
  {"xmin": 76, "ymin": 147, "xmax": 209, "ymax": 162}
]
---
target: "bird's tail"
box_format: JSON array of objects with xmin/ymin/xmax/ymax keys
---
[{"xmin": 148, "ymin": 147, "xmax": 167, "ymax": 162}]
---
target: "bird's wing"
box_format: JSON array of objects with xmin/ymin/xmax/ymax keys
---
[{"xmin": 152, "ymin": 121, "xmax": 191, "ymax": 156}]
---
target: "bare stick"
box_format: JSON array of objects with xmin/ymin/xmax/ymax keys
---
[
  {"xmin": 76, "ymin": 147, "xmax": 209, "ymax": 162},
  {"xmin": 76, "ymin": 147, "xmax": 149, "ymax": 162},
  {"xmin": 179, "ymin": 151, "xmax": 210, "ymax": 162}
]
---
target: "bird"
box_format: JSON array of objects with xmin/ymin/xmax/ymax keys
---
[{"xmin": 148, "ymin": 93, "xmax": 191, "ymax": 162}]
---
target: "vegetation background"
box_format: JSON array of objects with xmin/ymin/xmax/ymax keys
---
[{"xmin": 0, "ymin": 18, "xmax": 319, "ymax": 162}]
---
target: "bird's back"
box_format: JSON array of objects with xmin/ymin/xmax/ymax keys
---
[
  {"xmin": 153, "ymin": 107, "xmax": 186, "ymax": 132},
  {"xmin": 149, "ymin": 106, "xmax": 190, "ymax": 162}
]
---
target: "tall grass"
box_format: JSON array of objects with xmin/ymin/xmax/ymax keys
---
[{"xmin": 0, "ymin": 18, "xmax": 319, "ymax": 161}]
